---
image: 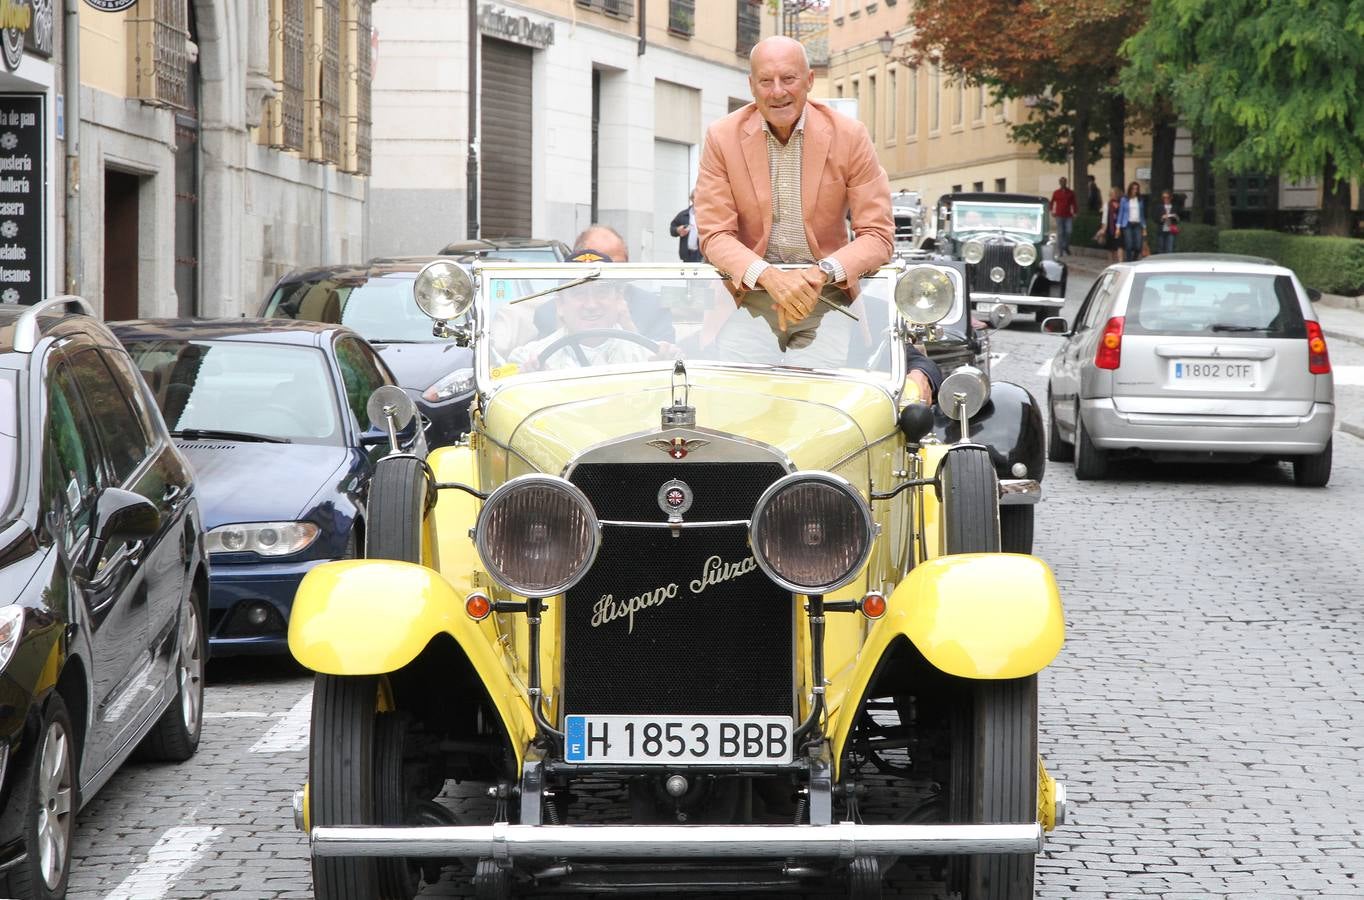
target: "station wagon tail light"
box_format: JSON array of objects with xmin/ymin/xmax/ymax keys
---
[
  {"xmin": 1306, "ymin": 321, "xmax": 1331, "ymax": 374},
  {"xmin": 475, "ymin": 475, "xmax": 600, "ymax": 596},
  {"xmin": 749, "ymin": 472, "xmax": 874, "ymax": 595},
  {"xmin": 0, "ymin": 606, "xmax": 23, "ymax": 673},
  {"xmin": 205, "ymin": 521, "xmax": 320, "ymax": 556},
  {"xmin": 1094, "ymin": 316, "xmax": 1125, "ymax": 370}
]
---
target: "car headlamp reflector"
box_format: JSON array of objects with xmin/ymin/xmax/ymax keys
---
[
  {"xmin": 1012, "ymin": 243, "xmax": 1038, "ymax": 266},
  {"xmin": 414, "ymin": 260, "xmax": 475, "ymax": 321},
  {"xmin": 962, "ymin": 240, "xmax": 985, "ymax": 264},
  {"xmin": 749, "ymin": 472, "xmax": 873, "ymax": 595},
  {"xmin": 895, "ymin": 266, "xmax": 955, "ymax": 325},
  {"xmin": 206, "ymin": 522, "xmax": 320, "ymax": 557},
  {"xmin": 0, "ymin": 605, "xmax": 24, "ymax": 672},
  {"xmin": 475, "ymin": 475, "xmax": 600, "ymax": 596}
]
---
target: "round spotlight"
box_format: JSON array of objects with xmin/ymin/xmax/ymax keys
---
[
  {"xmin": 749, "ymin": 472, "xmax": 874, "ymax": 595},
  {"xmin": 990, "ymin": 266, "xmax": 1006, "ymax": 284},
  {"xmin": 414, "ymin": 260, "xmax": 475, "ymax": 321},
  {"xmin": 474, "ymin": 475, "xmax": 600, "ymax": 597},
  {"xmin": 962, "ymin": 240, "xmax": 985, "ymax": 265},
  {"xmin": 895, "ymin": 265, "xmax": 955, "ymax": 325},
  {"xmin": 1013, "ymin": 243, "xmax": 1038, "ymax": 266},
  {"xmin": 246, "ymin": 603, "xmax": 271, "ymax": 627}
]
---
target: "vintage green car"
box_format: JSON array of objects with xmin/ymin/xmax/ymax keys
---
[{"xmin": 287, "ymin": 260, "xmax": 1067, "ymax": 898}]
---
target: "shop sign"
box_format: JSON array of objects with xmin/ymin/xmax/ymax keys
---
[
  {"xmin": 0, "ymin": 95, "xmax": 44, "ymax": 306},
  {"xmin": 84, "ymin": 0, "xmax": 137, "ymax": 10},
  {"xmin": 1, "ymin": 0, "xmax": 54, "ymax": 72},
  {"xmin": 479, "ymin": 3, "xmax": 554, "ymax": 50}
]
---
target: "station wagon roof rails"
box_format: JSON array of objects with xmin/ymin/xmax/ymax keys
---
[{"xmin": 14, "ymin": 295, "xmax": 95, "ymax": 354}]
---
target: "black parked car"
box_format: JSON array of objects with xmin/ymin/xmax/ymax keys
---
[
  {"xmin": 0, "ymin": 298, "xmax": 206, "ymax": 899},
  {"xmin": 110, "ymin": 318, "xmax": 424, "ymax": 656},
  {"xmin": 435, "ymin": 237, "xmax": 570, "ymax": 262},
  {"xmin": 260, "ymin": 260, "xmax": 474, "ymax": 448},
  {"xmin": 934, "ymin": 192, "xmax": 1067, "ymax": 323}
]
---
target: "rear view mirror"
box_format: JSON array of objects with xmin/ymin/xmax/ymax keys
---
[
  {"xmin": 1040, "ymin": 317, "xmax": 1070, "ymax": 335},
  {"xmin": 86, "ymin": 488, "xmax": 160, "ymax": 579}
]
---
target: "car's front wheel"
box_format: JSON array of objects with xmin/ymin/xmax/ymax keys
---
[
  {"xmin": 939, "ymin": 447, "xmax": 1001, "ymax": 555},
  {"xmin": 1072, "ymin": 403, "xmax": 1108, "ymax": 480},
  {"xmin": 137, "ymin": 594, "xmax": 205, "ymax": 761},
  {"xmin": 1046, "ymin": 389, "xmax": 1072, "ymax": 463},
  {"xmin": 1292, "ymin": 439, "xmax": 1331, "ymax": 487},
  {"xmin": 3, "ymin": 693, "xmax": 76, "ymax": 900}
]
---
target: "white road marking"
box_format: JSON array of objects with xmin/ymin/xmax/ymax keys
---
[
  {"xmin": 249, "ymin": 689, "xmax": 313, "ymax": 754},
  {"xmin": 1332, "ymin": 364, "xmax": 1364, "ymax": 386},
  {"xmin": 204, "ymin": 710, "xmax": 270, "ymax": 719},
  {"xmin": 104, "ymin": 825, "xmax": 222, "ymax": 900},
  {"xmin": 988, "ymin": 351, "xmax": 1007, "ymax": 367},
  {"xmin": 1036, "ymin": 361, "xmax": 1052, "ymax": 377}
]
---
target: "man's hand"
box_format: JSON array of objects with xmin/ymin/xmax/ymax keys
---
[
  {"xmin": 907, "ymin": 369, "xmax": 932, "ymax": 403},
  {"xmin": 756, "ymin": 266, "xmax": 822, "ymax": 331},
  {"xmin": 675, "ymin": 224, "xmax": 690, "ymax": 237}
]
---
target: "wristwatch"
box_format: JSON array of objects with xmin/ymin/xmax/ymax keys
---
[{"xmin": 817, "ymin": 258, "xmax": 838, "ymax": 284}]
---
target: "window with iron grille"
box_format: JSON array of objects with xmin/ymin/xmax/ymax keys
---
[
  {"xmin": 576, "ymin": 0, "xmax": 635, "ymax": 18},
  {"xmin": 340, "ymin": 0, "xmax": 373, "ymax": 175},
  {"xmin": 131, "ymin": 0, "xmax": 190, "ymax": 110},
  {"xmin": 307, "ymin": 0, "xmax": 343, "ymax": 163},
  {"xmin": 736, "ymin": 0, "xmax": 762, "ymax": 57},
  {"xmin": 265, "ymin": 0, "xmax": 307, "ymax": 150},
  {"xmin": 668, "ymin": 0, "xmax": 695, "ymax": 36}
]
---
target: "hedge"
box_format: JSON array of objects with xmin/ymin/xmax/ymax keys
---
[{"xmin": 1219, "ymin": 229, "xmax": 1364, "ymax": 295}]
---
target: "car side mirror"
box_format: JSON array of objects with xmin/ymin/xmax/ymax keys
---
[
  {"xmin": 86, "ymin": 488, "xmax": 160, "ymax": 576},
  {"xmin": 1040, "ymin": 316, "xmax": 1070, "ymax": 335}
]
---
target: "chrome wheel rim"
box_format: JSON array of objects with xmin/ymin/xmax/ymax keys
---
[
  {"xmin": 179, "ymin": 603, "xmax": 204, "ymax": 734},
  {"xmin": 36, "ymin": 718, "xmax": 73, "ymax": 889}
]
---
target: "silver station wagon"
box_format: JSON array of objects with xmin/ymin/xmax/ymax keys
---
[{"xmin": 1044, "ymin": 254, "xmax": 1335, "ymax": 485}]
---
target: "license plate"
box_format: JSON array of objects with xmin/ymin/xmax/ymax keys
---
[
  {"xmin": 1172, "ymin": 359, "xmax": 1258, "ymax": 385},
  {"xmin": 563, "ymin": 715, "xmax": 794, "ymax": 765}
]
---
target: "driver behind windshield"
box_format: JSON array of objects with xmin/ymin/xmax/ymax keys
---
[{"xmin": 509, "ymin": 279, "xmax": 675, "ymax": 371}]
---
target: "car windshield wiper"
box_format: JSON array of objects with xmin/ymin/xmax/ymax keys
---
[
  {"xmin": 509, "ymin": 269, "xmax": 602, "ymax": 305},
  {"xmin": 172, "ymin": 428, "xmax": 292, "ymax": 444},
  {"xmin": 1208, "ymin": 323, "xmax": 1261, "ymax": 332}
]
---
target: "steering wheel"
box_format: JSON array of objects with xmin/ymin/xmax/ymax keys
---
[{"xmin": 535, "ymin": 328, "xmax": 660, "ymax": 367}]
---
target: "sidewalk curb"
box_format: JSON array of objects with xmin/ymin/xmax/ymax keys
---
[{"xmin": 1342, "ymin": 421, "xmax": 1364, "ymax": 443}]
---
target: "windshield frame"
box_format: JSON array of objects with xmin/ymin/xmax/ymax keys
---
[
  {"xmin": 948, "ymin": 201, "xmax": 1047, "ymax": 238},
  {"xmin": 468, "ymin": 261, "xmax": 911, "ymax": 401}
]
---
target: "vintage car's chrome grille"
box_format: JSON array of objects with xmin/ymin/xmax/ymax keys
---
[
  {"xmin": 562, "ymin": 462, "xmax": 793, "ymax": 718},
  {"xmin": 969, "ymin": 244, "xmax": 1029, "ymax": 295}
]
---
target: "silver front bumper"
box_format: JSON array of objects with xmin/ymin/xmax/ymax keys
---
[
  {"xmin": 999, "ymin": 478, "xmax": 1041, "ymax": 505},
  {"xmin": 971, "ymin": 293, "xmax": 1063, "ymax": 309},
  {"xmin": 311, "ymin": 821, "xmax": 1044, "ymax": 860}
]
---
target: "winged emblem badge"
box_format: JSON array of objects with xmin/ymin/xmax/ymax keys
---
[{"xmin": 647, "ymin": 437, "xmax": 710, "ymax": 460}]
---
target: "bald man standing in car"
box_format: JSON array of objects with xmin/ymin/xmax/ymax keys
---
[{"xmin": 694, "ymin": 35, "xmax": 939, "ymax": 399}]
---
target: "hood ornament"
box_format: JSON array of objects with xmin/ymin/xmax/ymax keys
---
[{"xmin": 661, "ymin": 359, "xmax": 695, "ymax": 428}]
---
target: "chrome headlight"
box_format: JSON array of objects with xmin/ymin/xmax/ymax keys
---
[
  {"xmin": 206, "ymin": 522, "xmax": 320, "ymax": 556},
  {"xmin": 962, "ymin": 240, "xmax": 985, "ymax": 264},
  {"xmin": 749, "ymin": 472, "xmax": 874, "ymax": 595},
  {"xmin": 1012, "ymin": 243, "xmax": 1038, "ymax": 266},
  {"xmin": 895, "ymin": 266, "xmax": 955, "ymax": 325},
  {"xmin": 422, "ymin": 367, "xmax": 475, "ymax": 403},
  {"xmin": 939, "ymin": 365, "xmax": 990, "ymax": 420},
  {"xmin": 414, "ymin": 260, "xmax": 474, "ymax": 321},
  {"xmin": 475, "ymin": 475, "xmax": 600, "ymax": 596},
  {"xmin": 0, "ymin": 606, "xmax": 24, "ymax": 672}
]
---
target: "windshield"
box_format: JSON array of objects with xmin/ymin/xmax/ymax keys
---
[
  {"xmin": 0, "ymin": 370, "xmax": 16, "ymax": 520},
  {"xmin": 1125, "ymin": 272, "xmax": 1306, "ymax": 337},
  {"xmin": 478, "ymin": 266, "xmax": 900, "ymax": 387},
  {"xmin": 263, "ymin": 275, "xmax": 445, "ymax": 342},
  {"xmin": 122, "ymin": 340, "xmax": 344, "ymax": 445},
  {"xmin": 950, "ymin": 202, "xmax": 1044, "ymax": 237}
]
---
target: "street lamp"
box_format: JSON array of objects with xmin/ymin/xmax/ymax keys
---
[{"xmin": 877, "ymin": 30, "xmax": 896, "ymax": 58}]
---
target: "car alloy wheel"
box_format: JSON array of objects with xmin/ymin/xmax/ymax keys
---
[
  {"xmin": 36, "ymin": 713, "xmax": 74, "ymax": 890},
  {"xmin": 178, "ymin": 602, "xmax": 204, "ymax": 734}
]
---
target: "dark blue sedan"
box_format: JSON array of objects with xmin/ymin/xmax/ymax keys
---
[{"xmin": 110, "ymin": 319, "xmax": 422, "ymax": 655}]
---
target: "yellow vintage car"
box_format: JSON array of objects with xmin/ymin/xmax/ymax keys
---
[{"xmin": 287, "ymin": 260, "xmax": 1067, "ymax": 899}]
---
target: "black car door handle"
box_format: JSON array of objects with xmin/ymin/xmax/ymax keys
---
[
  {"xmin": 162, "ymin": 484, "xmax": 183, "ymax": 504},
  {"xmin": 88, "ymin": 540, "xmax": 145, "ymax": 590}
]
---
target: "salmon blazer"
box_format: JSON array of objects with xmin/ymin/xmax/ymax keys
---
[{"xmin": 694, "ymin": 99, "xmax": 894, "ymax": 295}]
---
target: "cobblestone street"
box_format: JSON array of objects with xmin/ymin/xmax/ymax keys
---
[{"xmin": 62, "ymin": 267, "xmax": 1364, "ymax": 899}]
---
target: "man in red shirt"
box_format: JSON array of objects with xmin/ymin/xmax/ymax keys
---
[{"xmin": 1050, "ymin": 176, "xmax": 1078, "ymax": 258}]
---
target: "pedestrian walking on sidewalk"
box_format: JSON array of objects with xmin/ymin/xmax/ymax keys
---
[
  {"xmin": 1116, "ymin": 181, "xmax": 1147, "ymax": 262},
  {"xmin": 1156, "ymin": 190, "xmax": 1179, "ymax": 255},
  {"xmin": 1051, "ymin": 177, "xmax": 1078, "ymax": 257},
  {"xmin": 1095, "ymin": 187, "xmax": 1123, "ymax": 262}
]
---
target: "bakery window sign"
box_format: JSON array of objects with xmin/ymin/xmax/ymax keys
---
[{"xmin": 0, "ymin": 95, "xmax": 44, "ymax": 306}]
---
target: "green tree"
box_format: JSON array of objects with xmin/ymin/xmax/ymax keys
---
[{"xmin": 1123, "ymin": 0, "xmax": 1364, "ymax": 235}]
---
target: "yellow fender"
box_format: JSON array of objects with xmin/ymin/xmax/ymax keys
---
[
  {"xmin": 830, "ymin": 553, "xmax": 1063, "ymax": 771},
  {"xmin": 288, "ymin": 559, "xmax": 535, "ymax": 767}
]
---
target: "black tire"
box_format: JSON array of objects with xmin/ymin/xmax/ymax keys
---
[
  {"xmin": 847, "ymin": 855, "xmax": 883, "ymax": 899},
  {"xmin": 1046, "ymin": 391, "xmax": 1071, "ymax": 463},
  {"xmin": 474, "ymin": 857, "xmax": 512, "ymax": 899},
  {"xmin": 1292, "ymin": 439, "xmax": 1332, "ymax": 487},
  {"xmin": 948, "ymin": 677, "xmax": 1039, "ymax": 900},
  {"xmin": 375, "ymin": 714, "xmax": 421, "ymax": 898},
  {"xmin": 311, "ymin": 674, "xmax": 380, "ymax": 900},
  {"xmin": 367, "ymin": 456, "xmax": 428, "ymax": 563},
  {"xmin": 136, "ymin": 594, "xmax": 205, "ymax": 761},
  {"xmin": 3, "ymin": 693, "xmax": 77, "ymax": 900},
  {"xmin": 999, "ymin": 506, "xmax": 1034, "ymax": 555},
  {"xmin": 1072, "ymin": 404, "xmax": 1108, "ymax": 481},
  {"xmin": 939, "ymin": 447, "xmax": 1001, "ymax": 555}
]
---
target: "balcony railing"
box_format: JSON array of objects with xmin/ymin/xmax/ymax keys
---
[
  {"xmin": 575, "ymin": 0, "xmax": 635, "ymax": 20},
  {"xmin": 130, "ymin": 0, "xmax": 190, "ymax": 110}
]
